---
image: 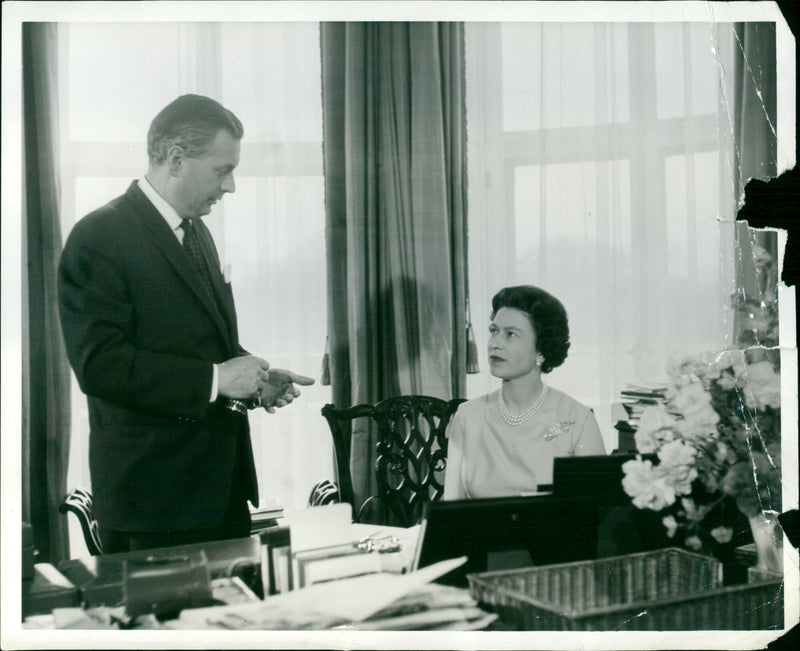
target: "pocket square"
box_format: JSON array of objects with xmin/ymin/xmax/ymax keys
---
[{"xmin": 222, "ymin": 263, "xmax": 232, "ymax": 283}]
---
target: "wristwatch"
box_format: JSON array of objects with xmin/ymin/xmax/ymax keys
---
[{"xmin": 221, "ymin": 393, "xmax": 261, "ymax": 414}]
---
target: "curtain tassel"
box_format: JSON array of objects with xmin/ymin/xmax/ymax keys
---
[
  {"xmin": 466, "ymin": 322, "xmax": 480, "ymax": 374},
  {"xmin": 321, "ymin": 335, "xmax": 331, "ymax": 386}
]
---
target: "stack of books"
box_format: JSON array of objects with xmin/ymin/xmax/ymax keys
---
[
  {"xmin": 612, "ymin": 384, "xmax": 668, "ymax": 453},
  {"xmin": 260, "ymin": 504, "xmax": 386, "ymax": 596},
  {"xmin": 249, "ymin": 498, "xmax": 284, "ymax": 534}
]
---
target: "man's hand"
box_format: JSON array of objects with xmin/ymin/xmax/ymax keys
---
[
  {"xmin": 218, "ymin": 356, "xmax": 270, "ymax": 399},
  {"xmin": 258, "ymin": 369, "xmax": 315, "ymax": 414}
]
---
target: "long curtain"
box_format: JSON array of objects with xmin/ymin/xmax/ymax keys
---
[
  {"xmin": 732, "ymin": 22, "xmax": 779, "ymax": 348},
  {"xmin": 22, "ymin": 22, "xmax": 71, "ymax": 562},
  {"xmin": 321, "ymin": 22, "xmax": 468, "ymax": 510}
]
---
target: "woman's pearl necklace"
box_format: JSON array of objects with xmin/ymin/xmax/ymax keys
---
[{"xmin": 498, "ymin": 384, "xmax": 548, "ymax": 426}]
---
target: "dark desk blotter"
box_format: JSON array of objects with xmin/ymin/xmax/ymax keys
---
[{"xmin": 57, "ymin": 536, "xmax": 260, "ymax": 608}]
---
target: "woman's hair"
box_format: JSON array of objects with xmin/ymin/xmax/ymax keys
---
[
  {"xmin": 491, "ymin": 285, "xmax": 570, "ymax": 373},
  {"xmin": 147, "ymin": 94, "xmax": 244, "ymax": 164}
]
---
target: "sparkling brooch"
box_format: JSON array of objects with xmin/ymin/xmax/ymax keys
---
[{"xmin": 544, "ymin": 419, "xmax": 575, "ymax": 441}]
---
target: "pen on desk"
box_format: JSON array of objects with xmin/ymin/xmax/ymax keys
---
[{"xmin": 142, "ymin": 555, "xmax": 190, "ymax": 564}]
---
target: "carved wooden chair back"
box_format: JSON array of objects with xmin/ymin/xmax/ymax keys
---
[{"xmin": 321, "ymin": 395, "xmax": 464, "ymax": 527}]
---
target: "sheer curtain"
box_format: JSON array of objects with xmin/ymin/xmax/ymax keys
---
[
  {"xmin": 57, "ymin": 22, "xmax": 329, "ymax": 555},
  {"xmin": 465, "ymin": 22, "xmax": 742, "ymax": 452}
]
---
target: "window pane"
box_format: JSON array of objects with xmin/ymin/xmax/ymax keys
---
[
  {"xmin": 67, "ymin": 23, "xmax": 183, "ymax": 141},
  {"xmin": 656, "ymin": 23, "xmax": 721, "ymax": 119},
  {"xmin": 501, "ymin": 22, "xmax": 631, "ymax": 131},
  {"xmin": 68, "ymin": 177, "xmax": 131, "ymax": 237}
]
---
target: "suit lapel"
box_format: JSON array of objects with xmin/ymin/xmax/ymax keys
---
[
  {"xmin": 194, "ymin": 218, "xmax": 240, "ymax": 348},
  {"xmin": 125, "ymin": 183, "xmax": 234, "ymax": 352}
]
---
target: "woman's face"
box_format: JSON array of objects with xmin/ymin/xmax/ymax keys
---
[{"xmin": 487, "ymin": 307, "xmax": 541, "ymax": 381}]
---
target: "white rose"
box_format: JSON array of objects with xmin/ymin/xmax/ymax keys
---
[
  {"xmin": 714, "ymin": 442, "xmax": 732, "ymax": 464},
  {"xmin": 657, "ymin": 440, "xmax": 698, "ymax": 495},
  {"xmin": 672, "ymin": 383, "xmax": 720, "ymax": 439},
  {"xmin": 658, "ymin": 439, "xmax": 697, "ymax": 467},
  {"xmin": 711, "ymin": 526, "xmax": 733, "ymax": 544},
  {"xmin": 663, "ymin": 515, "xmax": 679, "ymax": 538},
  {"xmin": 716, "ymin": 372, "xmax": 737, "ymax": 390},
  {"xmin": 634, "ymin": 405, "xmax": 678, "ymax": 453},
  {"xmin": 681, "ymin": 497, "xmax": 711, "ymax": 523},
  {"xmin": 685, "ymin": 535, "xmax": 703, "ymax": 551},
  {"xmin": 622, "ymin": 458, "xmax": 677, "ymax": 511},
  {"xmin": 740, "ymin": 361, "xmax": 781, "ymax": 410},
  {"xmin": 709, "ymin": 350, "xmax": 747, "ymax": 378}
]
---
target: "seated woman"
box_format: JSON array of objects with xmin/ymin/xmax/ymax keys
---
[{"xmin": 444, "ymin": 285, "xmax": 606, "ymax": 499}]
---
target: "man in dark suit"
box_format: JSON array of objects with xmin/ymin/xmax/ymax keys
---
[{"xmin": 58, "ymin": 94, "xmax": 314, "ymax": 553}]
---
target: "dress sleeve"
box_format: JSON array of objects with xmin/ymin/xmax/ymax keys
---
[
  {"xmin": 443, "ymin": 406, "xmax": 467, "ymax": 500},
  {"xmin": 573, "ymin": 409, "xmax": 607, "ymax": 456}
]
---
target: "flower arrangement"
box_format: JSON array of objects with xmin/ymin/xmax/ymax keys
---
[{"xmin": 621, "ymin": 349, "xmax": 782, "ymax": 566}]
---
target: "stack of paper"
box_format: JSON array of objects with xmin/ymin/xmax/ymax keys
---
[
  {"xmin": 344, "ymin": 582, "xmax": 497, "ymax": 631},
  {"xmin": 613, "ymin": 383, "xmax": 668, "ymax": 452},
  {"xmin": 169, "ymin": 557, "xmax": 473, "ymax": 630}
]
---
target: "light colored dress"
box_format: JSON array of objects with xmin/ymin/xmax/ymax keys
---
[{"xmin": 443, "ymin": 387, "xmax": 606, "ymax": 500}]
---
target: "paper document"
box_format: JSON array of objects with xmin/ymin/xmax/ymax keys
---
[{"xmin": 172, "ymin": 556, "xmax": 467, "ymax": 629}]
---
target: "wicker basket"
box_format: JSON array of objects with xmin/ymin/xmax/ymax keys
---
[{"xmin": 467, "ymin": 548, "xmax": 783, "ymax": 631}]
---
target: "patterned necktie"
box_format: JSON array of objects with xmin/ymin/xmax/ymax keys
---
[
  {"xmin": 181, "ymin": 219, "xmax": 244, "ymax": 414},
  {"xmin": 179, "ymin": 218, "xmax": 218, "ymax": 306}
]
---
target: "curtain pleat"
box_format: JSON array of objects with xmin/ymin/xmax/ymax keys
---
[
  {"xmin": 734, "ymin": 23, "xmax": 778, "ymax": 189},
  {"xmin": 321, "ymin": 22, "xmax": 468, "ymax": 513},
  {"xmin": 22, "ymin": 22, "xmax": 71, "ymax": 562},
  {"xmin": 733, "ymin": 22, "xmax": 779, "ymax": 350}
]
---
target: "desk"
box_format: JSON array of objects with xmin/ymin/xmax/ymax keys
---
[
  {"xmin": 26, "ymin": 554, "xmax": 783, "ymax": 633},
  {"xmin": 22, "ymin": 564, "xmax": 81, "ymax": 617},
  {"xmin": 56, "ymin": 536, "xmax": 261, "ymax": 608},
  {"xmin": 52, "ymin": 524, "xmax": 417, "ymax": 611},
  {"xmin": 26, "ymin": 525, "xmax": 479, "ymax": 631},
  {"xmin": 27, "ymin": 518, "xmax": 779, "ymax": 632}
]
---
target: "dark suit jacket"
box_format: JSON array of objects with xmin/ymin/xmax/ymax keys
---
[{"xmin": 58, "ymin": 181, "xmax": 258, "ymax": 532}]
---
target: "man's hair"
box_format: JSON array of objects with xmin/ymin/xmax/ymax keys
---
[
  {"xmin": 147, "ymin": 94, "xmax": 244, "ymax": 164},
  {"xmin": 491, "ymin": 285, "xmax": 571, "ymax": 373}
]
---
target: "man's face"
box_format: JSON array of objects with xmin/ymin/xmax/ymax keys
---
[{"xmin": 174, "ymin": 129, "xmax": 240, "ymax": 218}]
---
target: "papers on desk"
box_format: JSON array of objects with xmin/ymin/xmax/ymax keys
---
[
  {"xmin": 342, "ymin": 582, "xmax": 498, "ymax": 631},
  {"xmin": 170, "ymin": 556, "xmax": 470, "ymax": 630}
]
